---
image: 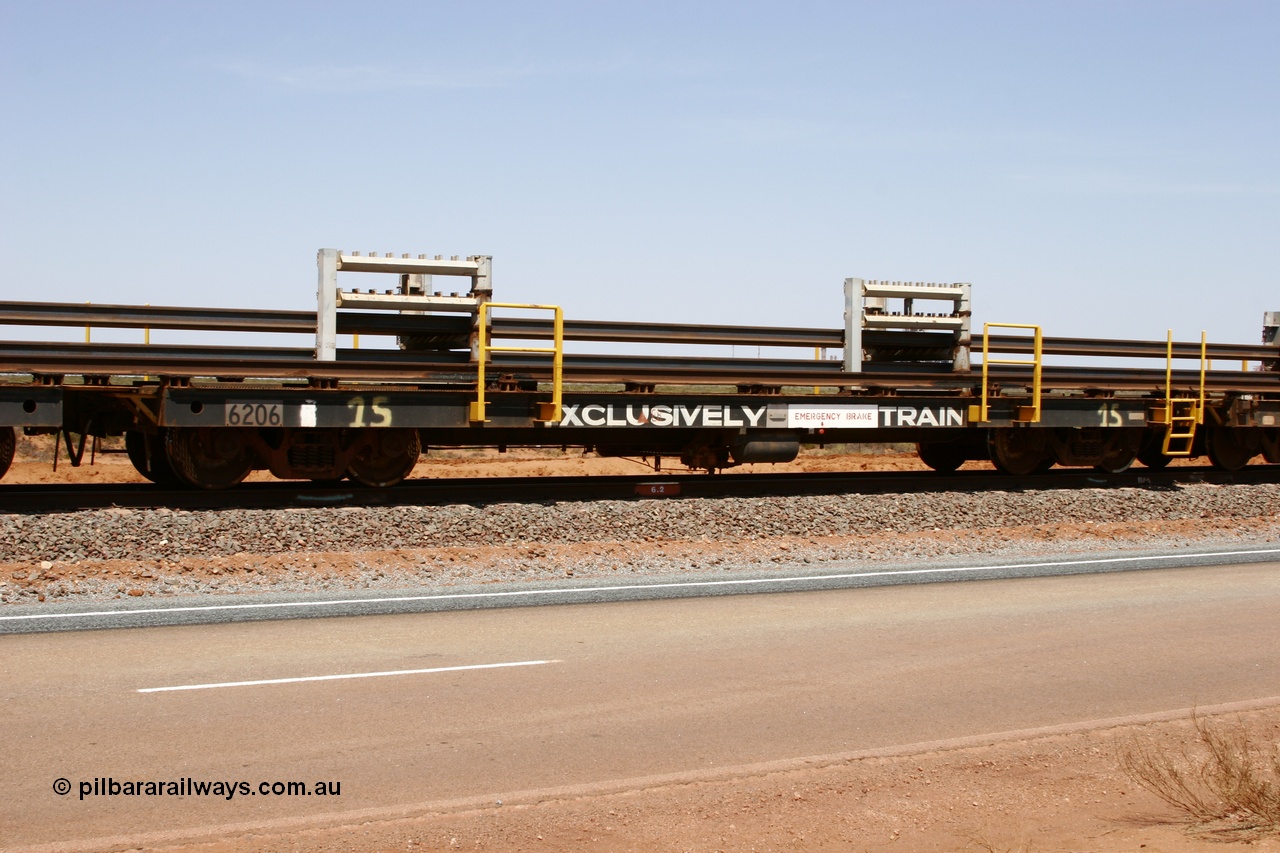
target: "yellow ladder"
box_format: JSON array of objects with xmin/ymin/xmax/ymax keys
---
[
  {"xmin": 969, "ymin": 322, "xmax": 1042, "ymax": 424},
  {"xmin": 469, "ymin": 302, "xmax": 563, "ymax": 424},
  {"xmin": 1160, "ymin": 330, "xmax": 1206, "ymax": 456}
]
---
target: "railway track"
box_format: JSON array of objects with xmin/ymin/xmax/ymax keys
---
[{"xmin": 2, "ymin": 464, "xmax": 1276, "ymax": 514}]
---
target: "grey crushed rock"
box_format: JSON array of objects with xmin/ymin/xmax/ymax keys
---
[
  {"xmin": 0, "ymin": 483, "xmax": 1277, "ymax": 563},
  {"xmin": 2, "ymin": 483, "xmax": 1279, "ymax": 604}
]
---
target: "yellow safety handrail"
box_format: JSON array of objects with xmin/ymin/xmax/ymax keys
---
[
  {"xmin": 469, "ymin": 302, "xmax": 563, "ymax": 423},
  {"xmin": 973, "ymin": 322, "xmax": 1042, "ymax": 423},
  {"xmin": 1160, "ymin": 330, "xmax": 1206, "ymax": 456},
  {"xmin": 1198, "ymin": 330, "xmax": 1207, "ymax": 418}
]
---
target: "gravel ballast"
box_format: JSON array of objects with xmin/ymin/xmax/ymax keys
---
[{"xmin": 2, "ymin": 483, "xmax": 1279, "ymax": 604}]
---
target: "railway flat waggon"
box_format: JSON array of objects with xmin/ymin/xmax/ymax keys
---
[{"xmin": 1, "ymin": 249, "xmax": 1278, "ymax": 489}]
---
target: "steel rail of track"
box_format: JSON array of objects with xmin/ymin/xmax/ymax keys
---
[
  {"xmin": 3, "ymin": 464, "xmax": 1278, "ymax": 514},
  {"xmin": 4, "ymin": 300, "xmax": 1279, "ymax": 360}
]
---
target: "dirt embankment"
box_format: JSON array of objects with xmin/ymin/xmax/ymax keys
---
[{"xmin": 181, "ymin": 703, "xmax": 1280, "ymax": 853}]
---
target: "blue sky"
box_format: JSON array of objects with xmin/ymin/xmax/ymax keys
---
[{"xmin": 2, "ymin": 1, "xmax": 1277, "ymax": 351}]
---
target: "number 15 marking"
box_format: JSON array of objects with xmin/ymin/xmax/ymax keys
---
[{"xmin": 348, "ymin": 396, "xmax": 393, "ymax": 427}]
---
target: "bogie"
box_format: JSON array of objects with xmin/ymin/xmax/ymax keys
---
[{"xmin": 1045, "ymin": 427, "xmax": 1141, "ymax": 473}]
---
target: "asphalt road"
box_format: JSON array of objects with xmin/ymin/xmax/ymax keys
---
[{"xmin": 4, "ymin": 560, "xmax": 1280, "ymax": 851}]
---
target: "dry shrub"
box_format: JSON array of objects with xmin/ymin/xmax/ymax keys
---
[
  {"xmin": 960, "ymin": 835, "xmax": 1036, "ymax": 853},
  {"xmin": 1121, "ymin": 710, "xmax": 1280, "ymax": 837}
]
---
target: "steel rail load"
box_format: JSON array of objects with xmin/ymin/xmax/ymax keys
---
[{"xmin": 1, "ymin": 249, "xmax": 1279, "ymax": 489}]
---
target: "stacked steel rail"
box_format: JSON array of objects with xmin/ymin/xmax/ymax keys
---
[{"xmin": 0, "ymin": 249, "xmax": 1277, "ymax": 489}]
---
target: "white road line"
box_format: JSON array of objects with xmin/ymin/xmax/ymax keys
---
[
  {"xmin": 5, "ymin": 547, "xmax": 1280, "ymax": 624},
  {"xmin": 137, "ymin": 659, "xmax": 559, "ymax": 693}
]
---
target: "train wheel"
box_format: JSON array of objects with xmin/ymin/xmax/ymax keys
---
[
  {"xmin": 1136, "ymin": 436, "xmax": 1173, "ymax": 469},
  {"xmin": 1205, "ymin": 425, "xmax": 1257, "ymax": 472},
  {"xmin": 347, "ymin": 429, "xmax": 421, "ymax": 487},
  {"xmin": 1085, "ymin": 427, "xmax": 1141, "ymax": 473},
  {"xmin": 165, "ymin": 427, "xmax": 254, "ymax": 489},
  {"xmin": 0, "ymin": 426, "xmax": 14, "ymax": 480},
  {"xmin": 1093, "ymin": 451, "xmax": 1136, "ymax": 474},
  {"xmin": 125, "ymin": 430, "xmax": 183, "ymax": 486},
  {"xmin": 916, "ymin": 441, "xmax": 965, "ymax": 472},
  {"xmin": 988, "ymin": 428, "xmax": 1049, "ymax": 476}
]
